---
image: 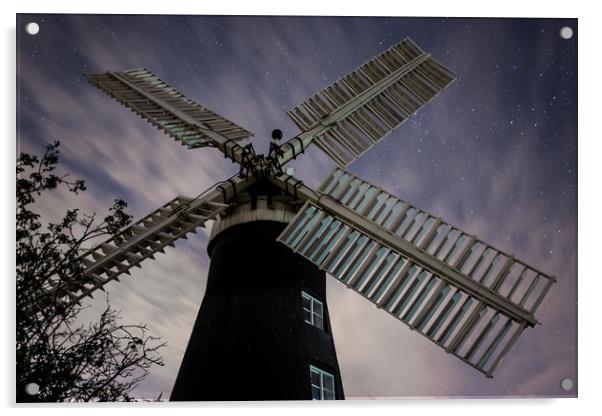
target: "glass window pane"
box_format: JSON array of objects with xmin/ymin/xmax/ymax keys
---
[
  {"xmin": 314, "ymin": 315, "xmax": 323, "ymax": 330},
  {"xmin": 313, "ymin": 300, "xmax": 323, "ymax": 317},
  {"xmin": 322, "ymin": 373, "xmax": 335, "ymax": 392},
  {"xmin": 323, "ymin": 389, "xmax": 335, "ymax": 400},
  {"xmin": 304, "ymin": 309, "xmax": 312, "ymax": 324},
  {"xmin": 310, "ymin": 369, "xmax": 321, "ymax": 386},
  {"xmin": 311, "ymin": 386, "xmax": 321, "ymax": 400}
]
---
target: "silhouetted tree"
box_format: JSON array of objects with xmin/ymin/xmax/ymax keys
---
[{"xmin": 16, "ymin": 141, "xmax": 164, "ymax": 402}]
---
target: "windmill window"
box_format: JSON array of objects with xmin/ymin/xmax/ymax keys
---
[
  {"xmin": 310, "ymin": 365, "xmax": 335, "ymax": 400},
  {"xmin": 302, "ymin": 291, "xmax": 324, "ymax": 330}
]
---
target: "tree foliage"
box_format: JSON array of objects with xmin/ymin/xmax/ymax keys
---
[{"xmin": 16, "ymin": 141, "xmax": 165, "ymax": 402}]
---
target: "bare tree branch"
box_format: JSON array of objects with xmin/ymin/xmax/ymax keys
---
[{"xmin": 17, "ymin": 142, "xmax": 164, "ymax": 402}]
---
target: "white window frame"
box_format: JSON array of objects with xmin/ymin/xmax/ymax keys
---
[
  {"xmin": 309, "ymin": 365, "xmax": 335, "ymax": 400},
  {"xmin": 302, "ymin": 291, "xmax": 324, "ymax": 330}
]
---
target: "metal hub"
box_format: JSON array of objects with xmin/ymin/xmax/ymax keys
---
[{"xmin": 234, "ymin": 138, "xmax": 291, "ymax": 179}]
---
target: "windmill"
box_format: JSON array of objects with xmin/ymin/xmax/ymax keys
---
[{"xmin": 38, "ymin": 37, "xmax": 555, "ymax": 400}]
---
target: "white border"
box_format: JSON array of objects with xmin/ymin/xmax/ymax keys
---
[{"xmin": 2, "ymin": 1, "xmax": 598, "ymax": 415}]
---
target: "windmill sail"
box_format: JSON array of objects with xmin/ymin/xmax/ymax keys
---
[
  {"xmin": 277, "ymin": 38, "xmax": 456, "ymax": 167},
  {"xmin": 86, "ymin": 68, "xmax": 254, "ymax": 164},
  {"xmin": 272, "ymin": 170, "xmax": 554, "ymax": 377},
  {"xmin": 34, "ymin": 177, "xmax": 253, "ymax": 312}
]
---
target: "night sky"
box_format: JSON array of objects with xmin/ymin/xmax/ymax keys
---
[{"xmin": 16, "ymin": 14, "xmax": 577, "ymax": 399}]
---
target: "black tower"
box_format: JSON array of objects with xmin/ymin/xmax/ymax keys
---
[{"xmin": 170, "ymin": 184, "xmax": 344, "ymax": 401}]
